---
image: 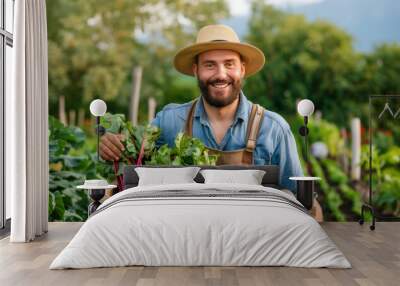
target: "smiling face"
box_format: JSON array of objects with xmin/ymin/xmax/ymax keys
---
[{"xmin": 193, "ymin": 50, "xmax": 245, "ymax": 108}]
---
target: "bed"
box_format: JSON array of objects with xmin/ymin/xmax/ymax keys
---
[{"xmin": 50, "ymin": 165, "xmax": 351, "ymax": 269}]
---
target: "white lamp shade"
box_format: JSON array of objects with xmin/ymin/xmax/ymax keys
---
[
  {"xmin": 297, "ymin": 99, "xmax": 315, "ymax": 117},
  {"xmin": 90, "ymin": 99, "xmax": 107, "ymax": 116}
]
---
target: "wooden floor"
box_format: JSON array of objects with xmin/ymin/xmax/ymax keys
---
[{"xmin": 0, "ymin": 222, "xmax": 399, "ymax": 286}]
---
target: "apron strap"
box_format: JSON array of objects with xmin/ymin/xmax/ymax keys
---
[
  {"xmin": 184, "ymin": 98, "xmax": 198, "ymax": 137},
  {"xmin": 184, "ymin": 98, "xmax": 265, "ymax": 152},
  {"xmin": 245, "ymin": 104, "xmax": 265, "ymax": 152}
]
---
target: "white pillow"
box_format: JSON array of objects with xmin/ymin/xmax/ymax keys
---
[
  {"xmin": 200, "ymin": 169, "xmax": 266, "ymax": 185},
  {"xmin": 135, "ymin": 167, "xmax": 200, "ymax": 186}
]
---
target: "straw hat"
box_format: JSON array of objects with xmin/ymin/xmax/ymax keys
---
[{"xmin": 174, "ymin": 24, "xmax": 265, "ymax": 77}]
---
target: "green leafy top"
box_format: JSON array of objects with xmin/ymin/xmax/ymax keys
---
[
  {"xmin": 147, "ymin": 133, "xmax": 218, "ymax": 166},
  {"xmin": 100, "ymin": 113, "xmax": 218, "ymax": 167}
]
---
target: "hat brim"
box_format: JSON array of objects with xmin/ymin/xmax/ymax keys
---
[
  {"xmin": 173, "ymin": 42, "xmax": 265, "ymax": 78},
  {"xmin": 77, "ymin": 185, "xmax": 117, "ymax": 190}
]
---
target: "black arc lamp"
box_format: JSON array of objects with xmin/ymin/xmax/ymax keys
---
[
  {"xmin": 297, "ymin": 99, "xmax": 315, "ymax": 164},
  {"xmin": 89, "ymin": 99, "xmax": 107, "ymax": 161}
]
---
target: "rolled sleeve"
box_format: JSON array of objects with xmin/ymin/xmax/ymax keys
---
[
  {"xmin": 150, "ymin": 112, "xmax": 161, "ymax": 128},
  {"xmin": 272, "ymin": 127, "xmax": 303, "ymax": 193},
  {"xmin": 151, "ymin": 111, "xmax": 164, "ymax": 148},
  {"xmin": 150, "ymin": 103, "xmax": 188, "ymax": 148}
]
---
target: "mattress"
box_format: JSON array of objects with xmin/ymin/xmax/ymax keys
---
[{"xmin": 50, "ymin": 183, "xmax": 351, "ymax": 269}]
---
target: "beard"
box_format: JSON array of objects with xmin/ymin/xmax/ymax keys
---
[{"xmin": 197, "ymin": 75, "xmax": 242, "ymax": 108}]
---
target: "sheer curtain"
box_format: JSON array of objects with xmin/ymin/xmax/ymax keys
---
[{"xmin": 7, "ymin": 0, "xmax": 49, "ymax": 242}]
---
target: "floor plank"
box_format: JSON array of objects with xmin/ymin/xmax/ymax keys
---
[{"xmin": 0, "ymin": 222, "xmax": 399, "ymax": 286}]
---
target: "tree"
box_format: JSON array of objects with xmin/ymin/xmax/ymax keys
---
[
  {"xmin": 244, "ymin": 1, "xmax": 362, "ymax": 126},
  {"xmin": 359, "ymin": 43, "xmax": 400, "ymax": 95},
  {"xmin": 47, "ymin": 0, "xmax": 229, "ymax": 123}
]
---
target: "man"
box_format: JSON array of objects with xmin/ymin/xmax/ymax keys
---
[{"xmin": 100, "ymin": 24, "xmax": 303, "ymax": 193}]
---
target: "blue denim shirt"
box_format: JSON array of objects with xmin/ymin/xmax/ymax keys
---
[{"xmin": 151, "ymin": 92, "xmax": 304, "ymax": 193}]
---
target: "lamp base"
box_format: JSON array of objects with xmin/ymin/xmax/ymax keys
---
[
  {"xmin": 88, "ymin": 189, "xmax": 105, "ymax": 215},
  {"xmin": 290, "ymin": 177, "xmax": 320, "ymax": 210},
  {"xmin": 296, "ymin": 180, "xmax": 314, "ymax": 210}
]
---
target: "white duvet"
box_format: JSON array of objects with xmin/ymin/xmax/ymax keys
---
[{"xmin": 50, "ymin": 183, "xmax": 351, "ymax": 269}]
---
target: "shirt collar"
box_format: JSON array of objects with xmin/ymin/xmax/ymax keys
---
[{"xmin": 194, "ymin": 91, "xmax": 249, "ymax": 126}]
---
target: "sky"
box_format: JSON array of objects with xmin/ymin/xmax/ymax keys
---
[
  {"xmin": 229, "ymin": 0, "xmax": 324, "ymax": 16},
  {"xmin": 226, "ymin": 0, "xmax": 399, "ymax": 52}
]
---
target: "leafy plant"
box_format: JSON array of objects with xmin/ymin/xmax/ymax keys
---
[
  {"xmin": 49, "ymin": 114, "xmax": 219, "ymax": 222},
  {"xmin": 147, "ymin": 133, "xmax": 218, "ymax": 166},
  {"xmin": 321, "ymin": 159, "xmax": 362, "ymax": 216},
  {"xmin": 308, "ymin": 119, "xmax": 343, "ymax": 157},
  {"xmin": 360, "ymin": 144, "xmax": 400, "ymax": 216},
  {"xmin": 49, "ymin": 116, "xmax": 94, "ymax": 221},
  {"xmin": 309, "ymin": 156, "xmax": 345, "ymax": 221},
  {"xmin": 49, "ymin": 116, "xmax": 118, "ymax": 221},
  {"xmin": 101, "ymin": 113, "xmax": 219, "ymax": 187}
]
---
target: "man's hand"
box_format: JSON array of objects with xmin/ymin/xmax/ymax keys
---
[
  {"xmin": 311, "ymin": 199, "xmax": 324, "ymax": 222},
  {"xmin": 99, "ymin": 133, "xmax": 125, "ymax": 161}
]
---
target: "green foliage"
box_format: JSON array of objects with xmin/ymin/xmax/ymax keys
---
[
  {"xmin": 244, "ymin": 2, "xmax": 400, "ymax": 128},
  {"xmin": 308, "ymin": 119, "xmax": 343, "ymax": 157},
  {"xmin": 359, "ymin": 44, "xmax": 400, "ymax": 95},
  {"xmin": 101, "ymin": 113, "xmax": 160, "ymax": 165},
  {"xmin": 360, "ymin": 145, "xmax": 382, "ymax": 186},
  {"xmin": 161, "ymin": 76, "xmax": 199, "ymax": 106},
  {"xmin": 321, "ymin": 159, "xmax": 362, "ymax": 216},
  {"xmin": 49, "ymin": 116, "xmax": 118, "ymax": 221},
  {"xmin": 373, "ymin": 131, "xmax": 395, "ymax": 153},
  {"xmin": 49, "ymin": 116, "xmax": 93, "ymax": 221},
  {"xmin": 49, "ymin": 116, "xmax": 85, "ymax": 159},
  {"xmin": 292, "ymin": 115, "xmax": 344, "ymax": 160},
  {"xmin": 360, "ymin": 145, "xmax": 400, "ymax": 216},
  {"xmin": 49, "ymin": 114, "xmax": 219, "ymax": 221},
  {"xmin": 46, "ymin": 1, "xmax": 400, "ymax": 222},
  {"xmin": 245, "ymin": 1, "xmax": 362, "ymax": 126},
  {"xmin": 147, "ymin": 133, "xmax": 218, "ymax": 166},
  {"xmin": 101, "ymin": 113, "xmax": 218, "ymax": 168},
  {"xmin": 309, "ymin": 156, "xmax": 345, "ymax": 221},
  {"xmin": 47, "ymin": 0, "xmax": 229, "ymax": 118},
  {"xmin": 288, "ymin": 116, "xmax": 367, "ymax": 221}
]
